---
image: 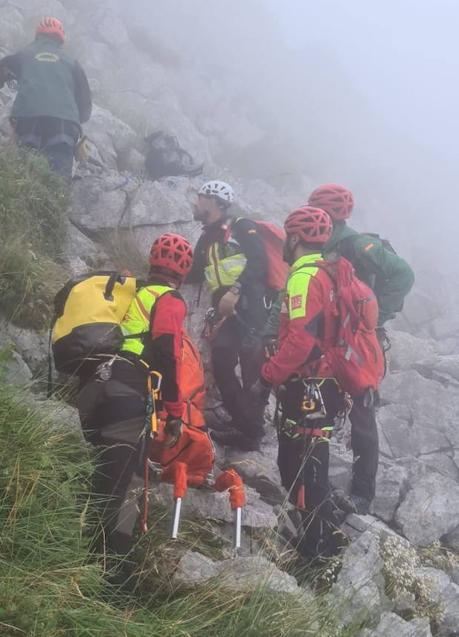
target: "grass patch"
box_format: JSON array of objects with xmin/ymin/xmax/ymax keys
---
[
  {"xmin": 0, "ymin": 381, "xmax": 365, "ymax": 636},
  {"xmin": 0, "ymin": 146, "xmax": 69, "ymax": 330}
]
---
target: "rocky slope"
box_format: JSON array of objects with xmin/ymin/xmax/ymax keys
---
[{"xmin": 1, "ymin": 1, "xmax": 459, "ymax": 635}]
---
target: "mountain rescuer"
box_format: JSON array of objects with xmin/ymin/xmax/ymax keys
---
[
  {"xmin": 0, "ymin": 17, "xmax": 92, "ymax": 179},
  {"xmin": 77, "ymin": 233, "xmax": 193, "ymax": 587},
  {"xmin": 186, "ymin": 180, "xmax": 269, "ymax": 451},
  {"xmin": 252, "ymin": 206, "xmax": 349, "ymax": 559},
  {"xmin": 263, "ymin": 183, "xmax": 414, "ymax": 514}
]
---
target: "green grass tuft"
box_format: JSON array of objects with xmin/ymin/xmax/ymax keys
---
[
  {"xmin": 0, "ymin": 146, "xmax": 69, "ymax": 330},
  {"xmin": 0, "ymin": 382, "xmax": 364, "ymax": 636}
]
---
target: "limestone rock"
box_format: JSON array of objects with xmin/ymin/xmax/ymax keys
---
[
  {"xmin": 128, "ymin": 178, "xmax": 194, "ymax": 227},
  {"xmin": 150, "ymin": 482, "xmax": 277, "ymax": 529},
  {"xmin": 421, "ymin": 354, "xmax": 459, "ymax": 383},
  {"xmin": 225, "ymin": 447, "xmax": 283, "ymax": 505},
  {"xmin": 381, "ymin": 371, "xmax": 459, "ymax": 451},
  {"xmin": 342, "ymin": 513, "xmax": 403, "ymax": 544},
  {"xmin": 430, "ymin": 316, "xmax": 459, "ymax": 341},
  {"xmin": 388, "ymin": 329, "xmax": 437, "ymax": 372},
  {"xmin": 391, "ymin": 291, "xmax": 442, "ymax": 334},
  {"xmin": 0, "ymin": 6, "xmax": 25, "ymax": 52},
  {"xmin": 376, "ymin": 403, "xmax": 450, "ymax": 459},
  {"xmin": 443, "ymin": 525, "xmax": 459, "ymax": 553},
  {"xmin": 358, "ymin": 612, "xmax": 432, "ymax": 637},
  {"xmin": 12, "ymin": 0, "xmax": 71, "ymax": 24},
  {"xmin": 70, "ymin": 171, "xmax": 129, "ymax": 233},
  {"xmin": 1, "ymin": 350, "xmax": 32, "ymax": 387},
  {"xmin": 217, "ymin": 555, "xmax": 301, "ymax": 595},
  {"xmin": 0, "ymin": 317, "xmax": 48, "ymax": 375},
  {"xmin": 417, "ymin": 453, "xmax": 459, "ymax": 481},
  {"xmin": 173, "ymin": 551, "xmax": 302, "ymax": 595},
  {"xmin": 371, "ymin": 463, "xmax": 408, "ymax": 523},
  {"xmin": 330, "ymin": 530, "xmax": 390, "ymax": 626},
  {"xmin": 414, "ymin": 567, "xmax": 459, "ymax": 637},
  {"xmin": 64, "ymin": 221, "xmax": 108, "ymax": 271},
  {"xmin": 395, "ymin": 475, "xmax": 459, "ymax": 546},
  {"xmin": 83, "ymin": 105, "xmax": 138, "ymax": 169},
  {"xmin": 173, "ymin": 551, "xmax": 219, "ymax": 586},
  {"xmin": 96, "ymin": 8, "xmax": 130, "ymax": 48},
  {"xmin": 37, "ymin": 399, "xmax": 82, "ymax": 436}
]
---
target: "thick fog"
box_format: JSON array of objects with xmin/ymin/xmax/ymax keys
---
[{"xmin": 110, "ymin": 0, "xmax": 456, "ymax": 271}]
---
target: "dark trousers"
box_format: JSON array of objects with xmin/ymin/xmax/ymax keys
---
[
  {"xmin": 278, "ymin": 433, "xmax": 342, "ymax": 558},
  {"xmin": 277, "ymin": 379, "xmax": 345, "ymax": 559},
  {"xmin": 78, "ymin": 374, "xmax": 146, "ymax": 563},
  {"xmin": 14, "ymin": 116, "xmax": 78, "ymax": 180},
  {"xmin": 211, "ymin": 315, "xmax": 264, "ymax": 439},
  {"xmin": 349, "ymin": 395, "xmax": 379, "ymax": 500},
  {"xmin": 88, "ymin": 417, "xmax": 144, "ymax": 557}
]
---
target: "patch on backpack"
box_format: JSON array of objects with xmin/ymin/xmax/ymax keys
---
[
  {"xmin": 290, "ymin": 294, "xmax": 303, "ymax": 310},
  {"xmin": 35, "ymin": 52, "xmax": 59, "ymax": 62}
]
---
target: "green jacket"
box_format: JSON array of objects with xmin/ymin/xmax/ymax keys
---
[
  {"xmin": 264, "ymin": 222, "xmax": 414, "ymax": 337},
  {"xmin": 0, "ymin": 36, "xmax": 92, "ymax": 124}
]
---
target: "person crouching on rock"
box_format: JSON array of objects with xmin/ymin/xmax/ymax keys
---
[
  {"xmin": 250, "ymin": 206, "xmax": 348, "ymax": 561},
  {"xmin": 77, "ymin": 233, "xmax": 193, "ymax": 587}
]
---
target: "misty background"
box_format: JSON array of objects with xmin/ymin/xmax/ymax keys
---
[
  {"xmin": 61, "ymin": 0, "xmax": 458, "ymax": 275},
  {"xmin": 117, "ymin": 1, "xmax": 455, "ymax": 264}
]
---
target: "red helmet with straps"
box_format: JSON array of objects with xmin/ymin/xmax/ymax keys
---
[
  {"xmin": 308, "ymin": 183, "xmax": 354, "ymax": 221},
  {"xmin": 284, "ymin": 206, "xmax": 332, "ymax": 244},
  {"xmin": 149, "ymin": 233, "xmax": 193, "ymax": 280},
  {"xmin": 36, "ymin": 17, "xmax": 65, "ymax": 43}
]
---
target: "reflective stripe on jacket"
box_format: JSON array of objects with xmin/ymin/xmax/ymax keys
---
[
  {"xmin": 261, "ymin": 253, "xmax": 337, "ymax": 387},
  {"xmin": 203, "ymin": 239, "xmax": 247, "ymax": 292},
  {"xmin": 120, "ymin": 284, "xmax": 173, "ymax": 357}
]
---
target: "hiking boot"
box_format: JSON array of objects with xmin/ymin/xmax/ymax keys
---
[
  {"xmin": 211, "ymin": 429, "xmax": 261, "ymax": 452},
  {"xmin": 350, "ymin": 494, "xmax": 371, "ymax": 515}
]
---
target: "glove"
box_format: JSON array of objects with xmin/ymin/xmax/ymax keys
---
[
  {"xmin": 262, "ymin": 336, "xmax": 278, "ymax": 360},
  {"xmin": 218, "ymin": 289, "xmax": 240, "ymax": 317},
  {"xmin": 249, "ymin": 377, "xmax": 272, "ymax": 404},
  {"xmin": 164, "ymin": 417, "xmax": 182, "ymax": 448}
]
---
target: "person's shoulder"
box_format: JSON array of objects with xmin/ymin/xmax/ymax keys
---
[
  {"xmin": 288, "ymin": 264, "xmax": 318, "ymax": 292},
  {"xmin": 352, "ymin": 231, "xmax": 384, "ymax": 254},
  {"xmin": 231, "ymin": 216, "xmax": 258, "ymax": 233}
]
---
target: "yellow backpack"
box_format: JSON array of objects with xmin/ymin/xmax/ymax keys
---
[{"xmin": 51, "ymin": 272, "xmax": 138, "ymax": 374}]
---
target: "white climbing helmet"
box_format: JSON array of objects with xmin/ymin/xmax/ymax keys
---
[{"xmin": 198, "ymin": 180, "xmax": 234, "ymax": 205}]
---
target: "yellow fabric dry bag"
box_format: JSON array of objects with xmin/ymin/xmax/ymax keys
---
[{"xmin": 52, "ymin": 271, "xmax": 137, "ymax": 374}]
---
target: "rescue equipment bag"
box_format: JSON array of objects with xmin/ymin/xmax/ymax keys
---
[
  {"xmin": 51, "ymin": 271, "xmax": 138, "ymax": 374},
  {"xmin": 232, "ymin": 218, "xmax": 289, "ymax": 291},
  {"xmin": 150, "ymin": 423, "xmax": 215, "ymax": 489},
  {"xmin": 180, "ymin": 333, "xmax": 206, "ymax": 427},
  {"xmin": 315, "ymin": 257, "xmax": 384, "ymax": 396},
  {"xmin": 157, "ymin": 331, "xmax": 206, "ymax": 428}
]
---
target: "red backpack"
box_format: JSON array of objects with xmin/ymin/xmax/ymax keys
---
[
  {"xmin": 232, "ymin": 218, "xmax": 289, "ymax": 291},
  {"xmin": 317, "ymin": 257, "xmax": 384, "ymax": 397}
]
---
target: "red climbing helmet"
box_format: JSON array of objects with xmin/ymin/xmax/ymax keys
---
[
  {"xmin": 284, "ymin": 206, "xmax": 332, "ymax": 244},
  {"xmin": 149, "ymin": 233, "xmax": 193, "ymax": 280},
  {"xmin": 36, "ymin": 17, "xmax": 65, "ymax": 44},
  {"xmin": 308, "ymin": 183, "xmax": 354, "ymax": 221}
]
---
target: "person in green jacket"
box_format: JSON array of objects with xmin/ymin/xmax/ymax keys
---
[
  {"xmin": 264, "ymin": 183, "xmax": 414, "ymax": 514},
  {"xmin": 0, "ymin": 17, "xmax": 92, "ymax": 180}
]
